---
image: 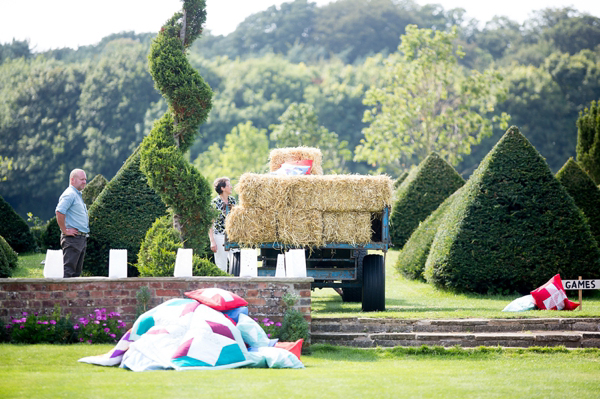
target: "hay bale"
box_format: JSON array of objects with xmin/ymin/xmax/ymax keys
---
[
  {"xmin": 269, "ymin": 147, "xmax": 323, "ymax": 175},
  {"xmin": 225, "ymin": 206, "xmax": 277, "ymax": 246},
  {"xmin": 277, "ymin": 209, "xmax": 323, "ymax": 247},
  {"xmin": 236, "ymin": 173, "xmax": 393, "ymax": 212},
  {"xmin": 323, "ymin": 212, "xmax": 372, "ymax": 244}
]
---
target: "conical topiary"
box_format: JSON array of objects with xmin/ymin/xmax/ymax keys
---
[
  {"xmin": 0, "ymin": 194, "xmax": 36, "ymax": 253},
  {"xmin": 425, "ymin": 126, "xmax": 600, "ymax": 294},
  {"xmin": 395, "ymin": 187, "xmax": 462, "ymax": 281},
  {"xmin": 84, "ymin": 147, "xmax": 167, "ymax": 276},
  {"xmin": 82, "ymin": 174, "xmax": 108, "ymax": 207},
  {"xmin": 556, "ymin": 157, "xmax": 600, "ymax": 246},
  {"xmin": 390, "ymin": 152, "xmax": 465, "ymax": 249}
]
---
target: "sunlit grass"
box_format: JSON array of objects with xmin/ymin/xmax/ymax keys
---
[
  {"xmin": 311, "ymin": 249, "xmax": 600, "ymax": 319},
  {"xmin": 11, "ymin": 252, "xmax": 45, "ymax": 278},
  {"xmin": 0, "ymin": 344, "xmax": 599, "ymax": 399}
]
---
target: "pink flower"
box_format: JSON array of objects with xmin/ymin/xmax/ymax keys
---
[
  {"xmin": 73, "ymin": 324, "xmax": 80, "ymax": 330},
  {"xmin": 49, "ymin": 320, "xmax": 56, "ymax": 325}
]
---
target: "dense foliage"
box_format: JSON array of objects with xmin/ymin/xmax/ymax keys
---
[
  {"xmin": 556, "ymin": 158, "xmax": 600, "ymax": 246},
  {"xmin": 84, "ymin": 149, "xmax": 166, "ymax": 276},
  {"xmin": 82, "ymin": 174, "xmax": 108, "ymax": 207},
  {"xmin": 576, "ymin": 100, "xmax": 600, "ymax": 184},
  {"xmin": 1, "ymin": 1, "xmax": 600, "ymax": 221},
  {"xmin": 137, "ymin": 215, "xmax": 225, "ymax": 277},
  {"xmin": 40, "ymin": 217, "xmax": 61, "ymax": 251},
  {"xmin": 395, "ymin": 189, "xmax": 461, "ymax": 281},
  {"xmin": 139, "ymin": 0, "xmax": 216, "ymax": 260},
  {"xmin": 0, "ymin": 234, "xmax": 18, "ymax": 278},
  {"xmin": 390, "ymin": 153, "xmax": 465, "ymax": 249},
  {"xmin": 0, "ymin": 194, "xmax": 36, "ymax": 253},
  {"xmin": 425, "ymin": 127, "xmax": 600, "ymax": 294}
]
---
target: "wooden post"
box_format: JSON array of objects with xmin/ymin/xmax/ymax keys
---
[{"xmin": 579, "ymin": 276, "xmax": 583, "ymax": 311}]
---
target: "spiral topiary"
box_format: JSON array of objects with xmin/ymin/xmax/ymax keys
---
[{"xmin": 139, "ymin": 0, "xmax": 217, "ymax": 261}]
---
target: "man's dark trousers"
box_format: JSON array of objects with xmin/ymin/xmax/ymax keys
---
[{"xmin": 60, "ymin": 234, "xmax": 87, "ymax": 277}]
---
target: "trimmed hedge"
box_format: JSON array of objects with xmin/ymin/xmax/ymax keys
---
[
  {"xmin": 395, "ymin": 188, "xmax": 462, "ymax": 281},
  {"xmin": 0, "ymin": 194, "xmax": 36, "ymax": 253},
  {"xmin": 139, "ymin": 0, "xmax": 215, "ymax": 260},
  {"xmin": 425, "ymin": 126, "xmax": 600, "ymax": 294},
  {"xmin": 576, "ymin": 99, "xmax": 600, "ymax": 185},
  {"xmin": 41, "ymin": 217, "xmax": 61, "ymax": 251},
  {"xmin": 0, "ymin": 234, "xmax": 18, "ymax": 278},
  {"xmin": 84, "ymin": 147, "xmax": 167, "ymax": 276},
  {"xmin": 137, "ymin": 215, "xmax": 226, "ymax": 277},
  {"xmin": 82, "ymin": 174, "xmax": 108, "ymax": 207},
  {"xmin": 556, "ymin": 158, "xmax": 600, "ymax": 246},
  {"xmin": 390, "ymin": 153, "xmax": 465, "ymax": 249}
]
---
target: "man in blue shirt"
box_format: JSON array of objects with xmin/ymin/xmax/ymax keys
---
[{"xmin": 55, "ymin": 169, "xmax": 89, "ymax": 277}]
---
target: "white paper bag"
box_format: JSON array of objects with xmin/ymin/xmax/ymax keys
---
[
  {"xmin": 275, "ymin": 254, "xmax": 286, "ymax": 277},
  {"xmin": 239, "ymin": 248, "xmax": 257, "ymax": 277},
  {"xmin": 43, "ymin": 249, "xmax": 64, "ymax": 278},
  {"xmin": 108, "ymin": 249, "xmax": 128, "ymax": 278},
  {"xmin": 174, "ymin": 248, "xmax": 193, "ymax": 277},
  {"xmin": 285, "ymin": 249, "xmax": 307, "ymax": 278}
]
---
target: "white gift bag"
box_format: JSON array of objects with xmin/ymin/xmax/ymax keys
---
[
  {"xmin": 239, "ymin": 248, "xmax": 258, "ymax": 277},
  {"xmin": 174, "ymin": 248, "xmax": 193, "ymax": 277},
  {"xmin": 275, "ymin": 254, "xmax": 286, "ymax": 277},
  {"xmin": 285, "ymin": 249, "xmax": 307, "ymax": 278},
  {"xmin": 43, "ymin": 249, "xmax": 64, "ymax": 278},
  {"xmin": 108, "ymin": 249, "xmax": 128, "ymax": 278}
]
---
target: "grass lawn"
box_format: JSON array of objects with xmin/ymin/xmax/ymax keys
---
[
  {"xmin": 0, "ymin": 344, "xmax": 599, "ymax": 398},
  {"xmin": 311, "ymin": 249, "xmax": 600, "ymax": 319}
]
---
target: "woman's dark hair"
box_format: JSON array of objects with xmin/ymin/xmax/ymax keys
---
[{"xmin": 213, "ymin": 177, "xmax": 230, "ymax": 194}]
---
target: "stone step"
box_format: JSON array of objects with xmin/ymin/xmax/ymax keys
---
[
  {"xmin": 311, "ymin": 331, "xmax": 600, "ymax": 348},
  {"xmin": 312, "ymin": 317, "xmax": 600, "ymax": 334},
  {"xmin": 310, "ymin": 318, "xmax": 600, "ymax": 348}
]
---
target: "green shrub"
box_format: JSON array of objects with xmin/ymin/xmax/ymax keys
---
[
  {"xmin": 425, "ymin": 127, "xmax": 600, "ymax": 294},
  {"xmin": 390, "ymin": 153, "xmax": 465, "ymax": 249},
  {"xmin": 396, "ymin": 188, "xmax": 461, "ymax": 281},
  {"xmin": 556, "ymin": 158, "xmax": 600, "ymax": 246},
  {"xmin": 139, "ymin": 0, "xmax": 215, "ymax": 259},
  {"xmin": 278, "ymin": 293, "xmax": 310, "ymax": 344},
  {"xmin": 576, "ymin": 99, "xmax": 600, "ymax": 185},
  {"xmin": 137, "ymin": 214, "xmax": 226, "ymax": 277},
  {"xmin": 84, "ymin": 148, "xmax": 167, "ymax": 276},
  {"xmin": 394, "ymin": 171, "xmax": 409, "ymax": 189},
  {"xmin": 40, "ymin": 217, "xmax": 61, "ymax": 250},
  {"xmin": 82, "ymin": 174, "xmax": 108, "ymax": 207},
  {"xmin": 0, "ymin": 234, "xmax": 18, "ymax": 277},
  {"xmin": 0, "ymin": 194, "xmax": 36, "ymax": 253}
]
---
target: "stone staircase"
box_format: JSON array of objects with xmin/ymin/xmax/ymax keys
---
[{"xmin": 311, "ymin": 317, "xmax": 600, "ymax": 348}]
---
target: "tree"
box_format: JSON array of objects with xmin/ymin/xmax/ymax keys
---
[
  {"xmin": 355, "ymin": 25, "xmax": 510, "ymax": 175},
  {"xmin": 576, "ymin": 100, "xmax": 600, "ymax": 184},
  {"xmin": 194, "ymin": 121, "xmax": 270, "ymax": 187},
  {"xmin": 270, "ymin": 102, "xmax": 352, "ymax": 173}
]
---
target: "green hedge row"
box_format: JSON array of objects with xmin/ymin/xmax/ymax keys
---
[
  {"xmin": 84, "ymin": 148, "xmax": 167, "ymax": 276},
  {"xmin": 556, "ymin": 158, "xmax": 600, "ymax": 246},
  {"xmin": 391, "ymin": 153, "xmax": 465, "ymax": 249},
  {"xmin": 82, "ymin": 174, "xmax": 108, "ymax": 207},
  {"xmin": 395, "ymin": 188, "xmax": 462, "ymax": 281},
  {"xmin": 425, "ymin": 127, "xmax": 600, "ymax": 294},
  {"xmin": 0, "ymin": 235, "xmax": 18, "ymax": 277},
  {"xmin": 0, "ymin": 194, "xmax": 36, "ymax": 253}
]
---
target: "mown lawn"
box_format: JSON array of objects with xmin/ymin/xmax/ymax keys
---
[{"xmin": 0, "ymin": 344, "xmax": 599, "ymax": 399}]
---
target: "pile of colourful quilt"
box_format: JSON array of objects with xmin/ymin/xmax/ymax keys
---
[{"xmin": 79, "ymin": 288, "xmax": 304, "ymax": 371}]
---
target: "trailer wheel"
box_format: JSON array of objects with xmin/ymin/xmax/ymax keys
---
[
  {"xmin": 230, "ymin": 252, "xmax": 241, "ymax": 276},
  {"xmin": 362, "ymin": 254, "xmax": 385, "ymax": 312}
]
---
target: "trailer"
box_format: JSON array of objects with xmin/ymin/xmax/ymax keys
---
[{"xmin": 225, "ymin": 206, "xmax": 390, "ymax": 312}]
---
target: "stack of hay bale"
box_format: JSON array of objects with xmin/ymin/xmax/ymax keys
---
[{"xmin": 226, "ymin": 147, "xmax": 393, "ymax": 247}]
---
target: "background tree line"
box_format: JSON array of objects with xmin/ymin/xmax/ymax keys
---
[{"xmin": 1, "ymin": 0, "xmax": 599, "ymax": 220}]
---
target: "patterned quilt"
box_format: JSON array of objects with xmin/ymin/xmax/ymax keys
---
[{"xmin": 79, "ymin": 298, "xmax": 304, "ymax": 371}]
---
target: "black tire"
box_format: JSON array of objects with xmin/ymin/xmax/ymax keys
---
[
  {"xmin": 341, "ymin": 287, "xmax": 362, "ymax": 302},
  {"xmin": 230, "ymin": 252, "xmax": 240, "ymax": 276},
  {"xmin": 362, "ymin": 254, "xmax": 385, "ymax": 312}
]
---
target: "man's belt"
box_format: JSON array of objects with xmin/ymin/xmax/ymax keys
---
[{"xmin": 75, "ymin": 231, "xmax": 89, "ymax": 237}]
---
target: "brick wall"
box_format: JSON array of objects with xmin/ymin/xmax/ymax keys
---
[{"xmin": 0, "ymin": 277, "xmax": 312, "ymax": 329}]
